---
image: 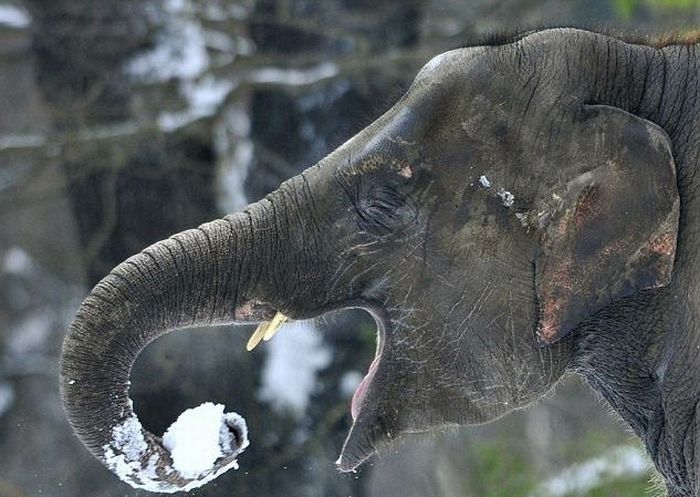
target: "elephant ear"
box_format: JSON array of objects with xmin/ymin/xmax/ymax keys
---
[{"xmin": 535, "ymin": 104, "xmax": 680, "ymax": 345}]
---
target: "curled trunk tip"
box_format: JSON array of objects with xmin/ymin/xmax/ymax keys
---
[{"xmin": 59, "ymin": 213, "xmax": 270, "ymax": 491}]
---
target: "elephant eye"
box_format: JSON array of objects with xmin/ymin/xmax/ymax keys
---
[{"xmin": 356, "ymin": 185, "xmax": 417, "ymax": 235}]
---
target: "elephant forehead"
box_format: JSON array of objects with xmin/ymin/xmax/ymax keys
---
[{"xmin": 413, "ymin": 46, "xmax": 487, "ymax": 88}]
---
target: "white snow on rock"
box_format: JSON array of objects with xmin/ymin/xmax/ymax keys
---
[
  {"xmin": 0, "ymin": 4, "xmax": 31, "ymax": 29},
  {"xmin": 163, "ymin": 402, "xmax": 232, "ymax": 478},
  {"xmin": 259, "ymin": 320, "xmax": 332, "ymax": 417}
]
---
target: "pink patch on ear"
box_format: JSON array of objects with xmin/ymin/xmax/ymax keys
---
[
  {"xmin": 539, "ymin": 298, "xmax": 563, "ymax": 343},
  {"xmin": 399, "ymin": 166, "xmax": 413, "ymax": 178},
  {"xmin": 573, "ymin": 189, "xmax": 599, "ymax": 227},
  {"xmin": 537, "ymin": 259, "xmax": 574, "ymax": 344},
  {"xmin": 647, "ymin": 231, "xmax": 676, "ymax": 257}
]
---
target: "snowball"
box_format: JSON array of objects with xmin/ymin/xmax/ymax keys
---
[
  {"xmin": 112, "ymin": 414, "xmax": 148, "ymax": 462},
  {"xmin": 162, "ymin": 402, "xmax": 229, "ymax": 478}
]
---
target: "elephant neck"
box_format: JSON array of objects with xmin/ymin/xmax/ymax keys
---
[
  {"xmin": 577, "ymin": 40, "xmax": 700, "ymax": 496},
  {"xmin": 572, "ymin": 288, "xmax": 700, "ymax": 497}
]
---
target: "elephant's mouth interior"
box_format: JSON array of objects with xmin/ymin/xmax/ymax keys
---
[
  {"xmin": 351, "ymin": 355, "xmax": 379, "ymax": 420},
  {"xmin": 349, "ymin": 310, "xmax": 386, "ymax": 421}
]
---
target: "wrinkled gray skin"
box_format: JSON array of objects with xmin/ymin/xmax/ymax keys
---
[{"xmin": 60, "ymin": 28, "xmax": 700, "ymax": 496}]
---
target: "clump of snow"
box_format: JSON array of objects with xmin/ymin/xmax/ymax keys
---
[
  {"xmin": 497, "ymin": 188, "xmax": 515, "ymax": 207},
  {"xmin": 112, "ymin": 414, "xmax": 148, "ymax": 463},
  {"xmin": 0, "ymin": 4, "xmax": 31, "ymax": 29},
  {"xmin": 259, "ymin": 320, "xmax": 332, "ymax": 416},
  {"xmin": 162, "ymin": 402, "xmax": 244, "ymax": 479},
  {"xmin": 103, "ymin": 414, "xmax": 150, "ymax": 487},
  {"xmin": 478, "ymin": 175, "xmax": 491, "ymax": 188}
]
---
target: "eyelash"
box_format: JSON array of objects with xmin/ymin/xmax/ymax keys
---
[
  {"xmin": 356, "ymin": 185, "xmax": 416, "ymax": 234},
  {"xmin": 334, "ymin": 171, "xmax": 417, "ymax": 235}
]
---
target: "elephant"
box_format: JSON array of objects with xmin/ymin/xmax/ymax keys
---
[{"xmin": 59, "ymin": 27, "xmax": 700, "ymax": 496}]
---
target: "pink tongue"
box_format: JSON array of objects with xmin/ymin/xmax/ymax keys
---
[{"xmin": 351, "ymin": 356, "xmax": 380, "ymax": 421}]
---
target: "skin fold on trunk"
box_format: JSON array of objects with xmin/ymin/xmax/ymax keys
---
[{"xmin": 59, "ymin": 198, "xmax": 285, "ymax": 492}]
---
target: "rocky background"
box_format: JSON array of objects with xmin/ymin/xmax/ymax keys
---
[{"xmin": 0, "ymin": 1, "xmax": 698, "ymax": 496}]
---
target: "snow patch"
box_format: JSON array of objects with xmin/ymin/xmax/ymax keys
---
[
  {"xmin": 249, "ymin": 62, "xmax": 339, "ymax": 87},
  {"xmin": 126, "ymin": 0, "xmax": 238, "ymax": 131},
  {"xmin": 127, "ymin": 0, "xmax": 208, "ymax": 82},
  {"xmin": 8, "ymin": 311, "xmax": 53, "ymax": 355},
  {"xmin": 202, "ymin": 1, "xmax": 251, "ymax": 21},
  {"xmin": 259, "ymin": 320, "xmax": 332, "ymax": 416},
  {"xmin": 112, "ymin": 414, "xmax": 148, "ymax": 462},
  {"xmin": 0, "ymin": 4, "xmax": 30, "ymax": 29},
  {"xmin": 2, "ymin": 247, "xmax": 32, "ymax": 274},
  {"xmin": 478, "ymin": 175, "xmax": 491, "ymax": 188},
  {"xmin": 204, "ymin": 29, "xmax": 236, "ymax": 53},
  {"xmin": 533, "ymin": 445, "xmax": 649, "ymax": 497},
  {"xmin": 216, "ymin": 101, "xmax": 252, "ymax": 213},
  {"xmin": 158, "ymin": 76, "xmax": 235, "ymax": 131},
  {"xmin": 103, "ymin": 414, "xmax": 150, "ymax": 486}
]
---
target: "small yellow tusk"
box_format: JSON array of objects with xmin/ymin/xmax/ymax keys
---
[
  {"xmin": 263, "ymin": 312, "xmax": 288, "ymax": 341},
  {"xmin": 245, "ymin": 313, "xmax": 288, "ymax": 351},
  {"xmin": 246, "ymin": 324, "xmax": 267, "ymax": 351}
]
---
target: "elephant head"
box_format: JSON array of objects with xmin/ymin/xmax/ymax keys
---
[{"xmin": 60, "ymin": 29, "xmax": 680, "ymax": 492}]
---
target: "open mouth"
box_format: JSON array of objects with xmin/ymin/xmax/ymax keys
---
[
  {"xmin": 349, "ymin": 308, "xmax": 387, "ymax": 421},
  {"xmin": 351, "ymin": 355, "xmax": 379, "ymax": 420}
]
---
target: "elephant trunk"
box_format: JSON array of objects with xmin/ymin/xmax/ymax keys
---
[{"xmin": 60, "ymin": 194, "xmax": 292, "ymax": 492}]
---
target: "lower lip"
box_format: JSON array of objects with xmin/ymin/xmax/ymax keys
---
[{"xmin": 350, "ymin": 356, "xmax": 380, "ymax": 421}]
